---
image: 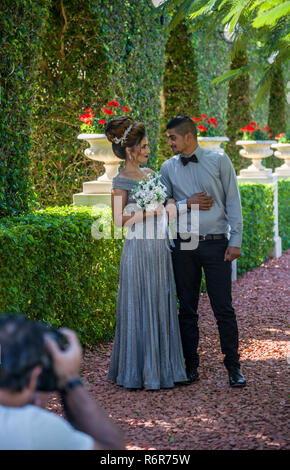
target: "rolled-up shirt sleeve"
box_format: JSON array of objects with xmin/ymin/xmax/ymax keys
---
[{"xmin": 220, "ymin": 153, "xmax": 243, "ymax": 247}]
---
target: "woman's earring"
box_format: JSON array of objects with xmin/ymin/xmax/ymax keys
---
[{"xmin": 129, "ymin": 154, "xmax": 132, "ymax": 161}]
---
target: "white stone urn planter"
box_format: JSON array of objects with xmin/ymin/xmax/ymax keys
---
[
  {"xmin": 236, "ymin": 140, "xmax": 276, "ymax": 180},
  {"xmin": 198, "ymin": 136, "xmax": 229, "ymax": 152},
  {"xmin": 272, "ymin": 143, "xmax": 290, "ymax": 178},
  {"xmin": 77, "ymin": 133, "xmax": 122, "ymax": 193}
]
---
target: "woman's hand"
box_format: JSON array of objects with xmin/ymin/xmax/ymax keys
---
[
  {"xmin": 165, "ymin": 201, "xmax": 177, "ymax": 222},
  {"xmin": 145, "ymin": 203, "xmax": 165, "ymax": 217},
  {"xmin": 164, "ymin": 198, "xmax": 177, "ymax": 222}
]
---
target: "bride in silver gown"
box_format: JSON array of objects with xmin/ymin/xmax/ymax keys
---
[{"xmin": 105, "ymin": 116, "xmax": 187, "ymax": 390}]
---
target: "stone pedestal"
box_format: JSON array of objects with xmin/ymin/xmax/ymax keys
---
[
  {"xmin": 74, "ymin": 133, "xmax": 123, "ymax": 207},
  {"xmin": 198, "ymin": 136, "xmax": 229, "ymax": 152},
  {"xmin": 236, "ymin": 140, "xmax": 276, "ymax": 180}
]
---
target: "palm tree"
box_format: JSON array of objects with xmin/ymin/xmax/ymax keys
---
[{"xmin": 160, "ymin": 0, "xmax": 290, "ymax": 104}]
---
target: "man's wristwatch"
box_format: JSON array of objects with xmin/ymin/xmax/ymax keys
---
[{"xmin": 61, "ymin": 377, "xmax": 84, "ymax": 394}]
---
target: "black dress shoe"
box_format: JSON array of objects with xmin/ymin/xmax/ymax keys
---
[
  {"xmin": 186, "ymin": 366, "xmax": 199, "ymax": 384},
  {"xmin": 228, "ymin": 368, "xmax": 246, "ymax": 388}
]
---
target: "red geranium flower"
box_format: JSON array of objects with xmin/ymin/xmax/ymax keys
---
[
  {"xmin": 98, "ymin": 119, "xmax": 107, "ymax": 125},
  {"xmin": 192, "ymin": 117, "xmax": 202, "ymax": 122},
  {"xmin": 78, "ymin": 112, "xmax": 94, "ymax": 123},
  {"xmin": 250, "ymin": 121, "xmax": 257, "ymax": 127},
  {"xmin": 107, "ymin": 101, "xmax": 119, "ymax": 108},
  {"xmin": 101, "ymin": 107, "xmax": 115, "ymax": 115},
  {"xmin": 198, "ymin": 125, "xmax": 207, "ymax": 132},
  {"xmin": 86, "ymin": 120, "xmax": 92, "ymax": 125},
  {"xmin": 121, "ymin": 106, "xmax": 130, "ymax": 113},
  {"xmin": 246, "ymin": 125, "xmax": 255, "ymax": 132},
  {"xmin": 85, "ymin": 107, "xmax": 92, "ymax": 112},
  {"xmin": 265, "ymin": 126, "xmax": 270, "ymax": 132},
  {"xmin": 201, "ymin": 114, "xmax": 207, "ymax": 119}
]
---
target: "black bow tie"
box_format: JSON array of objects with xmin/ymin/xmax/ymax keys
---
[{"xmin": 180, "ymin": 154, "xmax": 198, "ymax": 166}]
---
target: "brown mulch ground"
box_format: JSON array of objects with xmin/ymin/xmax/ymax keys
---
[{"xmin": 47, "ymin": 251, "xmax": 290, "ymax": 450}]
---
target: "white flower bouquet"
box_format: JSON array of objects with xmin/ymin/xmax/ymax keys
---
[{"xmin": 132, "ymin": 174, "xmax": 168, "ymax": 212}]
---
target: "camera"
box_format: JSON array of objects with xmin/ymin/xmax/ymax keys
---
[{"xmin": 36, "ymin": 325, "xmax": 69, "ymax": 392}]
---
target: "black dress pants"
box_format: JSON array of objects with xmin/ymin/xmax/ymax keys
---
[{"xmin": 172, "ymin": 235, "xmax": 240, "ymax": 370}]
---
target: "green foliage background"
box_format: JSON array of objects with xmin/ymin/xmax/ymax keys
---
[
  {"xmin": 0, "ymin": 0, "xmax": 50, "ymax": 218},
  {"xmin": 30, "ymin": 0, "xmax": 109, "ymax": 208},
  {"xmin": 159, "ymin": 20, "xmax": 200, "ymax": 164},
  {"xmin": 30, "ymin": 0, "xmax": 167, "ymax": 207},
  {"xmin": 162, "ymin": 21, "xmax": 289, "ymax": 172},
  {"xmin": 225, "ymin": 51, "xmax": 252, "ymax": 174},
  {"xmin": 267, "ymin": 64, "xmax": 287, "ymax": 169},
  {"xmin": 101, "ymin": 0, "xmax": 167, "ymax": 171},
  {"xmin": 2, "ymin": 2, "xmax": 289, "ymax": 213}
]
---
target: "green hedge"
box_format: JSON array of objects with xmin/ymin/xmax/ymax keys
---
[
  {"xmin": 238, "ymin": 183, "xmax": 274, "ymax": 275},
  {"xmin": 0, "ymin": 0, "xmax": 50, "ymax": 217},
  {"xmin": 0, "ymin": 205, "xmax": 123, "ymax": 347},
  {"xmin": 278, "ymin": 179, "xmax": 290, "ymax": 252}
]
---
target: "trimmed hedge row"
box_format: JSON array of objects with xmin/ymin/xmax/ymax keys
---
[
  {"xmin": 278, "ymin": 179, "xmax": 290, "ymax": 252},
  {"xmin": 0, "ymin": 206, "xmax": 121, "ymax": 348},
  {"xmin": 0, "ymin": 181, "xmax": 287, "ymax": 346},
  {"xmin": 238, "ymin": 183, "xmax": 274, "ymax": 275}
]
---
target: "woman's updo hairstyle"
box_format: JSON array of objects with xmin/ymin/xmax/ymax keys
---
[{"xmin": 105, "ymin": 116, "xmax": 146, "ymax": 160}]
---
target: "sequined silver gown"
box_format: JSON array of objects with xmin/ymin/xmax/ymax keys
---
[{"xmin": 107, "ymin": 174, "xmax": 187, "ymax": 389}]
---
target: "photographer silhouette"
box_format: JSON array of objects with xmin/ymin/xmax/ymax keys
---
[{"xmin": 0, "ymin": 314, "xmax": 124, "ymax": 450}]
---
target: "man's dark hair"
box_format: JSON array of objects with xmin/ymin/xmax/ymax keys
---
[
  {"xmin": 0, "ymin": 314, "xmax": 44, "ymax": 392},
  {"xmin": 166, "ymin": 115, "xmax": 197, "ymax": 139}
]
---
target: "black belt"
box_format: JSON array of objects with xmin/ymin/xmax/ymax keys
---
[{"xmin": 199, "ymin": 234, "xmax": 227, "ymax": 241}]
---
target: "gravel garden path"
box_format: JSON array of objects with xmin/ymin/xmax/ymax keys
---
[{"xmin": 47, "ymin": 251, "xmax": 289, "ymax": 450}]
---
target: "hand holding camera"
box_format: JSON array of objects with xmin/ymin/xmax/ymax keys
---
[{"xmin": 44, "ymin": 328, "xmax": 82, "ymax": 390}]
